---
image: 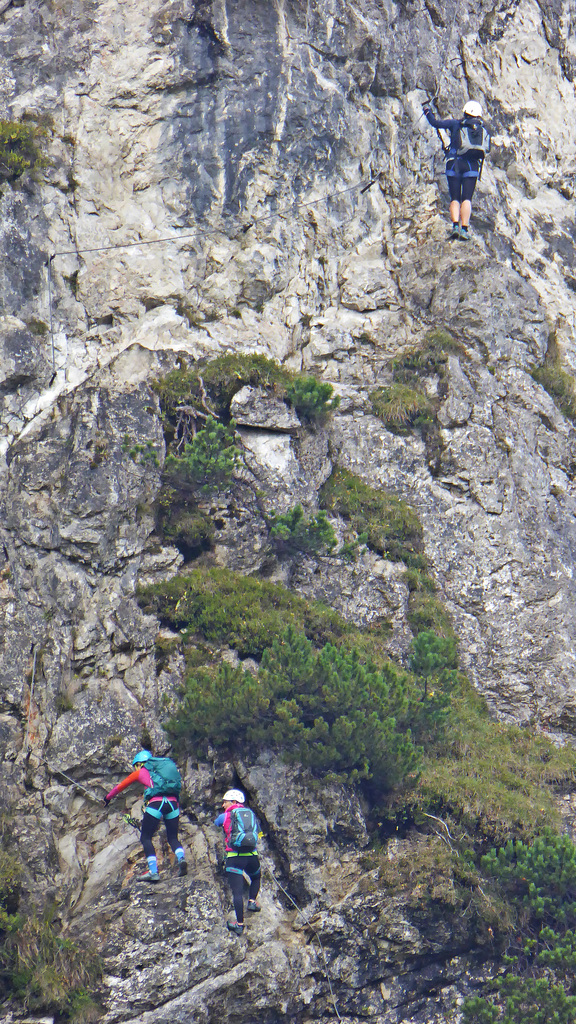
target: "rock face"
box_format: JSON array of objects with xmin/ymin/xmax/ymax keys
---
[{"xmin": 2, "ymin": 0, "xmax": 576, "ymax": 1020}]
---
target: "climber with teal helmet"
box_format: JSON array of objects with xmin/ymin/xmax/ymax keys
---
[
  {"xmin": 104, "ymin": 750, "xmax": 187, "ymax": 883},
  {"xmin": 423, "ymin": 99, "xmax": 491, "ymax": 241}
]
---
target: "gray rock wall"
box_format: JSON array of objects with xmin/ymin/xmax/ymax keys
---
[{"xmin": 2, "ymin": 0, "xmax": 576, "ymax": 1020}]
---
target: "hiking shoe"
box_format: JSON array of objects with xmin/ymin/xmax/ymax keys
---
[
  {"xmin": 247, "ymin": 900, "xmax": 261, "ymax": 913},
  {"xmin": 177, "ymin": 860, "xmax": 188, "ymax": 877},
  {"xmin": 137, "ymin": 870, "xmax": 160, "ymax": 883},
  {"xmin": 458, "ymin": 228, "xmax": 471, "ymax": 241},
  {"xmin": 227, "ymin": 919, "xmax": 244, "ymax": 936},
  {"xmin": 449, "ymin": 224, "xmax": 460, "ymax": 241}
]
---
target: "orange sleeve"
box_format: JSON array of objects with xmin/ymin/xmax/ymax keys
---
[{"xmin": 107, "ymin": 769, "xmax": 141, "ymax": 800}]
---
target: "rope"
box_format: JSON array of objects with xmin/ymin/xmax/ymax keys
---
[
  {"xmin": 22, "ymin": 645, "xmax": 38, "ymax": 755},
  {"xmin": 45, "ymin": 175, "xmax": 383, "ymax": 365},
  {"xmin": 265, "ymin": 865, "xmax": 342, "ymax": 1021},
  {"xmin": 41, "ymin": 759, "xmax": 102, "ymax": 802},
  {"xmin": 47, "ymin": 254, "xmax": 55, "ymax": 371}
]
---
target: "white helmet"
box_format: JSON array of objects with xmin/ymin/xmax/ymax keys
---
[
  {"xmin": 223, "ymin": 789, "xmax": 245, "ymax": 803},
  {"xmin": 463, "ymin": 100, "xmax": 483, "ymax": 118}
]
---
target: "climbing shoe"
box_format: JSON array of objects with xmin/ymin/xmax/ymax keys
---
[
  {"xmin": 458, "ymin": 227, "xmax": 471, "ymax": 241},
  {"xmin": 247, "ymin": 900, "xmax": 261, "ymax": 913},
  {"xmin": 137, "ymin": 870, "xmax": 160, "ymax": 883},
  {"xmin": 177, "ymin": 860, "xmax": 188, "ymax": 877},
  {"xmin": 227, "ymin": 919, "xmax": 244, "ymax": 936},
  {"xmin": 449, "ymin": 224, "xmax": 460, "ymax": 241}
]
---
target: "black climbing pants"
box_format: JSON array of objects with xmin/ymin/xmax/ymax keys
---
[
  {"xmin": 140, "ymin": 807, "xmax": 181, "ymax": 858},
  {"xmin": 225, "ymin": 854, "xmax": 261, "ymax": 924}
]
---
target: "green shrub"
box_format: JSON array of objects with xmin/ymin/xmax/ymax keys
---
[
  {"xmin": 0, "ymin": 851, "xmax": 22, "ymax": 917},
  {"xmin": 463, "ymin": 832, "xmax": 576, "ymax": 1023},
  {"xmin": 268, "ymin": 504, "xmax": 336, "ymax": 556},
  {"xmin": 531, "ymin": 361, "xmax": 576, "ymax": 422},
  {"xmin": 168, "ymin": 626, "xmax": 421, "ymax": 789},
  {"xmin": 0, "ymin": 120, "xmax": 46, "ymax": 183},
  {"xmin": 285, "ymin": 376, "xmax": 340, "ymax": 422},
  {"xmin": 481, "ymin": 831, "xmax": 576, "ymax": 929},
  {"xmin": 164, "ymin": 416, "xmax": 239, "ymax": 494},
  {"xmin": 153, "ymin": 355, "xmax": 340, "ymax": 431},
  {"xmin": 319, "ymin": 467, "xmax": 426, "ymax": 568},
  {"xmin": 153, "ymin": 353, "xmax": 290, "ymax": 427}
]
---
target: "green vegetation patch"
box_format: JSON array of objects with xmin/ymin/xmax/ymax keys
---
[
  {"xmin": 404, "ymin": 686, "xmax": 576, "ymax": 845},
  {"xmin": 164, "ymin": 416, "xmax": 240, "ymax": 495},
  {"xmin": 153, "ymin": 353, "xmax": 339, "ymax": 428},
  {"xmin": 392, "ymin": 328, "xmax": 463, "ymax": 386},
  {"xmin": 370, "ymin": 329, "xmax": 464, "ymax": 472},
  {"xmin": 319, "ymin": 467, "xmax": 426, "ymax": 569},
  {"xmin": 531, "ymin": 361, "xmax": 576, "ymax": 422},
  {"xmin": 137, "ymin": 566, "xmax": 349, "ymax": 659},
  {"xmin": 1, "ymin": 910, "xmax": 102, "ymax": 1017},
  {"xmin": 0, "ymin": 119, "xmax": 46, "ymax": 184},
  {"xmin": 0, "ymin": 846, "xmax": 101, "ymax": 1020},
  {"xmin": 370, "ymin": 382, "xmax": 435, "ymax": 432}
]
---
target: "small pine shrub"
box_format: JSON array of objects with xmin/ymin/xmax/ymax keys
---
[
  {"xmin": 285, "ymin": 376, "xmax": 340, "ymax": 422},
  {"xmin": 481, "ymin": 830, "xmax": 576, "ymax": 929},
  {"xmin": 164, "ymin": 416, "xmax": 239, "ymax": 494},
  {"xmin": 463, "ymin": 832, "xmax": 576, "ymax": 1023},
  {"xmin": 168, "ymin": 626, "xmax": 421, "ymax": 790},
  {"xmin": 268, "ymin": 504, "xmax": 336, "ymax": 556}
]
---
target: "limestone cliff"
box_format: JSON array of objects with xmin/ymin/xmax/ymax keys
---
[{"xmin": 2, "ymin": 0, "xmax": 576, "ymax": 1021}]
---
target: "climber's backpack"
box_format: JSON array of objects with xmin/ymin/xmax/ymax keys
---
[
  {"xmin": 229, "ymin": 807, "xmax": 259, "ymax": 852},
  {"xmin": 457, "ymin": 120, "xmax": 491, "ymax": 158},
  {"xmin": 144, "ymin": 757, "xmax": 182, "ymax": 799}
]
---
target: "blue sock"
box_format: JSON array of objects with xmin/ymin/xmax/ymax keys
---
[
  {"xmin": 147, "ymin": 855, "xmax": 158, "ymax": 875},
  {"xmin": 175, "ymin": 847, "xmax": 185, "ymax": 862}
]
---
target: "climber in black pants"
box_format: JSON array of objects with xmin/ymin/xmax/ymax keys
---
[{"xmin": 215, "ymin": 789, "xmax": 261, "ymax": 936}]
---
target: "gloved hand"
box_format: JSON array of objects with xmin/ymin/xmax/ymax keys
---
[{"xmin": 104, "ymin": 795, "xmax": 111, "ymax": 806}]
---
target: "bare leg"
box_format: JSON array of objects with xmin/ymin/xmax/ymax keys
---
[
  {"xmin": 449, "ymin": 199, "xmax": 460, "ymax": 224},
  {"xmin": 460, "ymin": 199, "xmax": 471, "ymax": 227}
]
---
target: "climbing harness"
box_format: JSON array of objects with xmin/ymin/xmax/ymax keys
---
[{"xmin": 265, "ymin": 866, "xmax": 342, "ymax": 1022}]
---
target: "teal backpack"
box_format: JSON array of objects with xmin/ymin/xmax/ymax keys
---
[{"xmin": 144, "ymin": 757, "xmax": 182, "ymax": 799}]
